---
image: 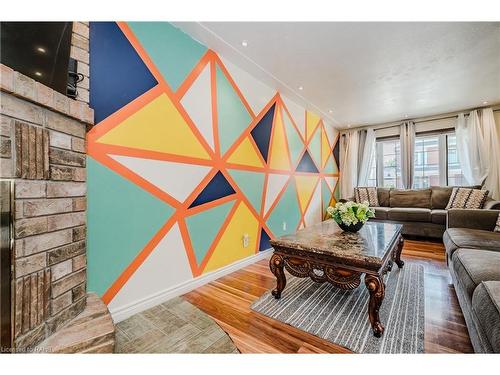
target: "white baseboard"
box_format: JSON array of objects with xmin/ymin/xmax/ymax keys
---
[{"xmin": 109, "ymin": 249, "xmax": 273, "ymax": 323}]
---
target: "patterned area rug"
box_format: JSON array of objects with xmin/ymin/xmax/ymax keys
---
[{"xmin": 252, "ymin": 264, "xmax": 424, "ymax": 353}]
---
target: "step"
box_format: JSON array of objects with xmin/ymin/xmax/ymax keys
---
[{"xmin": 35, "ymin": 293, "xmax": 115, "ymax": 353}]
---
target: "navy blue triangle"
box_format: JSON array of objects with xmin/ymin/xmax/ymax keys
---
[
  {"xmin": 189, "ymin": 171, "xmax": 236, "ymax": 208},
  {"xmin": 250, "ymin": 104, "xmax": 276, "ymax": 162},
  {"xmin": 259, "ymin": 229, "xmax": 272, "ymax": 252},
  {"xmin": 333, "ymin": 140, "xmax": 340, "ymax": 168},
  {"xmin": 296, "ymin": 150, "xmax": 319, "ymax": 173},
  {"xmin": 90, "ymin": 22, "xmax": 157, "ymax": 124}
]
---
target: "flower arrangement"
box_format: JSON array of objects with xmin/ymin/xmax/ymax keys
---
[{"xmin": 326, "ymin": 201, "xmax": 375, "ymax": 232}]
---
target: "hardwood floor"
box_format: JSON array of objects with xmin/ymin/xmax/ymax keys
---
[{"xmin": 183, "ymin": 238, "xmax": 474, "ymax": 353}]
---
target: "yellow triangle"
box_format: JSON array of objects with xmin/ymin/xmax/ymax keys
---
[
  {"xmin": 203, "ymin": 201, "xmax": 259, "ymax": 273},
  {"xmin": 306, "ymin": 111, "xmax": 321, "ymax": 141},
  {"xmin": 268, "ymin": 108, "xmax": 291, "ymax": 170},
  {"xmin": 295, "ymin": 175, "xmax": 319, "ymax": 213},
  {"xmin": 97, "ymin": 93, "xmax": 210, "ymax": 160},
  {"xmin": 321, "ymin": 125, "xmax": 331, "ymax": 168},
  {"xmin": 227, "ymin": 136, "xmax": 264, "ymax": 168}
]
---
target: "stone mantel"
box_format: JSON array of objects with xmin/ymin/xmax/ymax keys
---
[{"xmin": 0, "ymin": 63, "xmax": 94, "ymax": 127}]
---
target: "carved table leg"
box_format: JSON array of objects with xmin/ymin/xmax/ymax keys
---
[
  {"xmin": 395, "ymin": 236, "xmax": 405, "ymax": 268},
  {"xmin": 269, "ymin": 253, "xmax": 286, "ymax": 299},
  {"xmin": 365, "ymin": 274, "xmax": 385, "ymax": 337}
]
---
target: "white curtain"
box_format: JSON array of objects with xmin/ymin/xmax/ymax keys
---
[
  {"xmin": 455, "ymin": 108, "xmax": 499, "ymax": 199},
  {"xmin": 400, "ymin": 121, "xmax": 415, "ymax": 189},
  {"xmin": 358, "ymin": 128, "xmax": 376, "ymax": 186},
  {"xmin": 481, "ymin": 108, "xmax": 500, "ymax": 199},
  {"xmin": 455, "ymin": 113, "xmax": 476, "ymax": 185},
  {"xmin": 340, "ymin": 130, "xmax": 359, "ymax": 199},
  {"xmin": 455, "ymin": 110, "xmax": 488, "ymax": 185}
]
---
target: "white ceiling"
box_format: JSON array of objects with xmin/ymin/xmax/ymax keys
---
[{"xmin": 174, "ymin": 22, "xmax": 500, "ymax": 128}]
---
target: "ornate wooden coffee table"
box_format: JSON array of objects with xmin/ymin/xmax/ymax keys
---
[{"xmin": 269, "ymin": 220, "xmax": 404, "ymax": 337}]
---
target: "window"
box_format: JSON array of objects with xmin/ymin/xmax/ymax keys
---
[
  {"xmin": 413, "ymin": 132, "xmax": 464, "ymax": 188},
  {"xmin": 375, "ymin": 139, "xmax": 402, "ymax": 188},
  {"xmin": 413, "ymin": 135, "xmax": 440, "ymax": 188},
  {"xmin": 447, "ymin": 134, "xmax": 466, "ymax": 186},
  {"xmin": 364, "ymin": 131, "xmax": 464, "ymax": 188}
]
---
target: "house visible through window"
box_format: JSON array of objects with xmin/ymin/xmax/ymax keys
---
[
  {"xmin": 364, "ymin": 130, "xmax": 464, "ymax": 188},
  {"xmin": 372, "ymin": 138, "xmax": 402, "ymax": 188},
  {"xmin": 413, "ymin": 131, "xmax": 465, "ymax": 188},
  {"xmin": 447, "ymin": 134, "xmax": 466, "ymax": 186},
  {"xmin": 413, "ymin": 135, "xmax": 440, "ymax": 188}
]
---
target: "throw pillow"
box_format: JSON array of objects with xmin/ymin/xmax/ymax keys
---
[
  {"xmin": 445, "ymin": 187, "xmax": 489, "ymax": 209},
  {"xmin": 354, "ymin": 187, "xmax": 379, "ymax": 207},
  {"xmin": 495, "ymin": 213, "xmax": 500, "ymax": 232}
]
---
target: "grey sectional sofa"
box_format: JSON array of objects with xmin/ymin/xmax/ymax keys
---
[
  {"xmin": 356, "ymin": 187, "xmax": 500, "ymax": 238},
  {"xmin": 443, "ymin": 209, "xmax": 500, "ymax": 353}
]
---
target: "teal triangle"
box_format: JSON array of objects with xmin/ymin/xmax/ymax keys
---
[
  {"xmin": 87, "ymin": 157, "xmax": 175, "ymax": 297},
  {"xmin": 322, "ymin": 179, "xmax": 332, "ymax": 216},
  {"xmin": 283, "ymin": 111, "xmax": 304, "ymax": 166},
  {"xmin": 266, "ymin": 181, "xmax": 302, "ymax": 237},
  {"xmin": 309, "ymin": 128, "xmax": 321, "ymax": 168},
  {"xmin": 127, "ymin": 22, "xmax": 207, "ymax": 91},
  {"xmin": 216, "ymin": 64, "xmax": 252, "ymax": 155},
  {"xmin": 228, "ymin": 169, "xmax": 265, "ymax": 214},
  {"xmin": 323, "ymin": 154, "xmax": 338, "ymax": 174},
  {"xmin": 185, "ymin": 199, "xmax": 236, "ymax": 265}
]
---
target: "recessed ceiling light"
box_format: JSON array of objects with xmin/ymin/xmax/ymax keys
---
[
  {"xmin": 298, "ymin": 86, "xmax": 303, "ymax": 91},
  {"xmin": 36, "ymin": 47, "xmax": 46, "ymax": 53},
  {"xmin": 483, "ymin": 101, "xmax": 488, "ymax": 105},
  {"xmin": 347, "ymin": 124, "xmax": 351, "ymax": 128},
  {"xmin": 405, "ymin": 114, "xmax": 409, "ymax": 118},
  {"xmin": 328, "ymin": 109, "xmax": 333, "ymax": 114},
  {"xmin": 34, "ymin": 71, "xmax": 42, "ymax": 77},
  {"xmin": 241, "ymin": 40, "xmax": 248, "ymax": 47}
]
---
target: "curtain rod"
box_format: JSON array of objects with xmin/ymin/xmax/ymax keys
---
[{"xmin": 342, "ymin": 108, "xmax": 500, "ymax": 133}]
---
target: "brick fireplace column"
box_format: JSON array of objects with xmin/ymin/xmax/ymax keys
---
[{"xmin": 0, "ymin": 22, "xmax": 95, "ymax": 351}]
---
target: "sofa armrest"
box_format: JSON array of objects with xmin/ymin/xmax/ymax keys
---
[
  {"xmin": 339, "ymin": 196, "xmax": 354, "ymax": 203},
  {"xmin": 484, "ymin": 198, "xmax": 500, "ymax": 210},
  {"xmin": 447, "ymin": 209, "xmax": 499, "ymax": 231}
]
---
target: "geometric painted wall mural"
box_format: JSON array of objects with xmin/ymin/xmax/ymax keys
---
[{"xmin": 87, "ymin": 22, "xmax": 340, "ymax": 312}]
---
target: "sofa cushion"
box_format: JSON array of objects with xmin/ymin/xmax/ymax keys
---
[
  {"xmin": 443, "ymin": 228, "xmax": 500, "ymax": 259},
  {"xmin": 431, "ymin": 209, "xmax": 447, "ymax": 225},
  {"xmin": 354, "ymin": 187, "xmax": 379, "ymax": 206},
  {"xmin": 431, "ymin": 186, "xmax": 453, "ymax": 209},
  {"xmin": 446, "ymin": 187, "xmax": 489, "ymax": 209},
  {"xmin": 472, "ymin": 281, "xmax": 500, "ymax": 353},
  {"xmin": 377, "ymin": 188, "xmax": 391, "ymax": 207},
  {"xmin": 372, "ymin": 207, "xmax": 391, "ymax": 220},
  {"xmin": 495, "ymin": 212, "xmax": 500, "ymax": 232},
  {"xmin": 390, "ymin": 188, "xmax": 431, "ymax": 208},
  {"xmin": 452, "ymin": 249, "xmax": 500, "ymax": 300},
  {"xmin": 387, "ymin": 207, "xmax": 431, "ymax": 222}
]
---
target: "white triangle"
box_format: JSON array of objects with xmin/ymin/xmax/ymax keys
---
[
  {"xmin": 180, "ymin": 64, "xmax": 214, "ymax": 151},
  {"xmin": 264, "ymin": 174, "xmax": 290, "ymax": 215},
  {"xmin": 107, "ymin": 223, "xmax": 193, "ymax": 320},
  {"xmin": 282, "ymin": 96, "xmax": 306, "ymax": 139},
  {"xmin": 304, "ymin": 182, "xmax": 322, "ymax": 227},
  {"xmin": 110, "ymin": 154, "xmax": 211, "ymax": 203},
  {"xmin": 325, "ymin": 176, "xmax": 338, "ymax": 192},
  {"xmin": 219, "ymin": 56, "xmax": 275, "ymax": 116}
]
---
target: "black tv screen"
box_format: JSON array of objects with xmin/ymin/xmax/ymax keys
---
[{"xmin": 0, "ymin": 22, "xmax": 72, "ymax": 95}]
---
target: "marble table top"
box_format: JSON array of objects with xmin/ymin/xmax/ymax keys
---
[{"xmin": 270, "ymin": 220, "xmax": 402, "ymax": 269}]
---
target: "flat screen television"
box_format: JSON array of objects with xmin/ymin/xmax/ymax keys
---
[{"xmin": 0, "ymin": 22, "xmax": 72, "ymax": 95}]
